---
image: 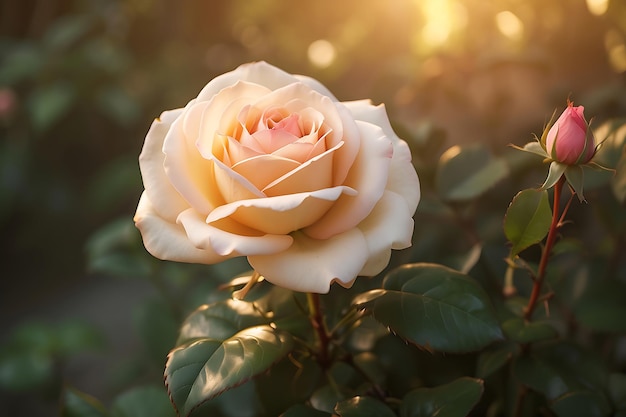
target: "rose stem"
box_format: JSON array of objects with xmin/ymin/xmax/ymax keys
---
[
  {"xmin": 523, "ymin": 176, "xmax": 568, "ymax": 321},
  {"xmin": 306, "ymin": 292, "xmax": 331, "ymax": 368}
]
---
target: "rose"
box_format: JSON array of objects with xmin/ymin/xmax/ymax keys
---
[
  {"xmin": 545, "ymin": 102, "xmax": 596, "ymax": 165},
  {"xmin": 134, "ymin": 62, "xmax": 420, "ymax": 293}
]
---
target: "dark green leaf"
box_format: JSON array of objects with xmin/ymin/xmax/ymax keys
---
[
  {"xmin": 110, "ymin": 385, "xmax": 174, "ymax": 417},
  {"xmin": 355, "ymin": 263, "xmax": 503, "ymax": 353},
  {"xmin": 134, "ymin": 299, "xmax": 178, "ymax": 367},
  {"xmin": 165, "ymin": 325, "xmax": 293, "ymax": 416},
  {"xmin": 400, "ymin": 377, "xmax": 484, "ymax": 417},
  {"xmin": 502, "ymin": 318, "xmax": 558, "ymax": 344},
  {"xmin": 504, "ymin": 189, "xmax": 551, "ymax": 256},
  {"xmin": 0, "ymin": 43, "xmax": 42, "ymax": 84},
  {"xmin": 61, "ymin": 387, "xmax": 108, "ymax": 417},
  {"xmin": 44, "ymin": 15, "xmax": 92, "ymax": 51},
  {"xmin": 551, "ymin": 390, "xmax": 612, "ymax": 417},
  {"xmin": 310, "ymin": 384, "xmax": 351, "ymax": 414},
  {"xmin": 476, "ymin": 342, "xmax": 519, "ymax": 379},
  {"xmin": 574, "ymin": 280, "xmax": 626, "ymax": 333},
  {"xmin": 335, "ymin": 396, "xmax": 396, "ymax": 417},
  {"xmin": 436, "ymin": 144, "xmax": 509, "ymax": 201},
  {"xmin": 513, "ymin": 342, "xmax": 608, "ymax": 400},
  {"xmin": 608, "ymin": 373, "xmax": 626, "ymax": 411},
  {"xmin": 96, "ymin": 86, "xmax": 141, "ymax": 127},
  {"xmin": 0, "ymin": 351, "xmax": 54, "ymax": 391},
  {"xmin": 28, "ymin": 82, "xmax": 76, "ymax": 131},
  {"xmin": 282, "ymin": 404, "xmax": 331, "ymax": 417}
]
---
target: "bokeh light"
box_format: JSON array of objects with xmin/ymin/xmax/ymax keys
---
[{"xmin": 307, "ymin": 39, "xmax": 337, "ymax": 69}]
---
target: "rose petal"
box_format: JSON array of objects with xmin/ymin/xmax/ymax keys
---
[
  {"xmin": 343, "ymin": 101, "xmax": 420, "ymax": 212},
  {"xmin": 134, "ymin": 193, "xmax": 226, "ymax": 264},
  {"xmin": 178, "ymin": 208, "xmax": 293, "ymax": 257},
  {"xmin": 231, "ymin": 154, "xmax": 300, "ymax": 191},
  {"xmin": 139, "ymin": 109, "xmax": 189, "ymax": 222},
  {"xmin": 206, "ymin": 186, "xmax": 356, "ymax": 235},
  {"xmin": 212, "ymin": 156, "xmax": 266, "ymax": 202},
  {"xmin": 248, "ymin": 229, "xmax": 369, "ymax": 293},
  {"xmin": 196, "ymin": 62, "xmax": 302, "ymax": 102},
  {"xmin": 163, "ymin": 104, "xmax": 217, "ymax": 215},
  {"xmin": 304, "ymin": 120, "xmax": 393, "ymax": 239},
  {"xmin": 263, "ymin": 141, "xmax": 342, "ymax": 196},
  {"xmin": 357, "ymin": 190, "xmax": 414, "ymax": 276}
]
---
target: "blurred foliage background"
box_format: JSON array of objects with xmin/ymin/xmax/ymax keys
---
[{"xmin": 1, "ymin": 0, "xmax": 625, "ymax": 415}]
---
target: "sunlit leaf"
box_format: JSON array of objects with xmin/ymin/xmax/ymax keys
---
[
  {"xmin": 436, "ymin": 144, "xmax": 509, "ymax": 202},
  {"xmin": 335, "ymin": 396, "xmax": 395, "ymax": 417},
  {"xmin": 165, "ymin": 325, "xmax": 293, "ymax": 416},
  {"xmin": 354, "ymin": 263, "xmax": 503, "ymax": 353},
  {"xmin": 177, "ymin": 299, "xmax": 268, "ymax": 345},
  {"xmin": 400, "ymin": 377, "xmax": 484, "ymax": 417},
  {"xmin": 504, "ymin": 189, "xmax": 551, "ymax": 256},
  {"xmin": 110, "ymin": 385, "xmax": 174, "ymax": 417}
]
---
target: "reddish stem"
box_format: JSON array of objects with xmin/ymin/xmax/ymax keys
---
[
  {"xmin": 307, "ymin": 293, "xmax": 331, "ymax": 368},
  {"xmin": 523, "ymin": 176, "xmax": 566, "ymax": 320}
]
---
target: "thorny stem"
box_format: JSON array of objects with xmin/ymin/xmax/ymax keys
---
[
  {"xmin": 307, "ymin": 292, "xmax": 331, "ymax": 368},
  {"xmin": 523, "ymin": 176, "xmax": 569, "ymax": 321}
]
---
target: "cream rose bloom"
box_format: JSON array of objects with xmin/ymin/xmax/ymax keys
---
[{"xmin": 134, "ymin": 62, "xmax": 420, "ymax": 293}]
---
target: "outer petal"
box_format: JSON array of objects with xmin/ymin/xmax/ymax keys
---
[
  {"xmin": 357, "ymin": 190, "xmax": 415, "ymax": 276},
  {"xmin": 248, "ymin": 229, "xmax": 369, "ymax": 293},
  {"xmin": 304, "ymin": 120, "xmax": 393, "ymax": 239},
  {"xmin": 134, "ymin": 193, "xmax": 226, "ymax": 264},
  {"xmin": 196, "ymin": 62, "xmax": 302, "ymax": 102},
  {"xmin": 343, "ymin": 101, "xmax": 420, "ymax": 212},
  {"xmin": 206, "ymin": 186, "xmax": 356, "ymax": 235},
  {"xmin": 177, "ymin": 208, "xmax": 293, "ymax": 257},
  {"xmin": 139, "ymin": 109, "xmax": 189, "ymax": 222}
]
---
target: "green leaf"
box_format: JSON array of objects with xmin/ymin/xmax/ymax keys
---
[
  {"xmin": 476, "ymin": 342, "xmax": 519, "ymax": 379},
  {"xmin": 436, "ymin": 144, "xmax": 509, "ymax": 202},
  {"xmin": 96, "ymin": 86, "xmax": 141, "ymax": 127},
  {"xmin": 134, "ymin": 299, "xmax": 178, "ymax": 367},
  {"xmin": 354, "ymin": 263, "xmax": 503, "ymax": 353},
  {"xmin": 502, "ymin": 318, "xmax": 558, "ymax": 344},
  {"xmin": 504, "ymin": 189, "xmax": 551, "ymax": 257},
  {"xmin": 110, "ymin": 385, "xmax": 174, "ymax": 417},
  {"xmin": 335, "ymin": 396, "xmax": 396, "ymax": 417},
  {"xmin": 400, "ymin": 377, "xmax": 484, "ymax": 417},
  {"xmin": 177, "ymin": 299, "xmax": 269, "ymax": 345},
  {"xmin": 541, "ymin": 161, "xmax": 567, "ymax": 190},
  {"xmin": 564, "ymin": 165, "xmax": 585, "ymax": 202},
  {"xmin": 0, "ymin": 351, "xmax": 54, "ymax": 391},
  {"xmin": 28, "ymin": 82, "xmax": 76, "ymax": 131},
  {"xmin": 573, "ymin": 280, "xmax": 626, "ymax": 333},
  {"xmin": 165, "ymin": 325, "xmax": 293, "ymax": 416},
  {"xmin": 608, "ymin": 373, "xmax": 626, "ymax": 411},
  {"xmin": 0, "ymin": 42, "xmax": 43, "ymax": 85},
  {"xmin": 551, "ymin": 390, "xmax": 612, "ymax": 417},
  {"xmin": 513, "ymin": 342, "xmax": 608, "ymax": 401},
  {"xmin": 61, "ymin": 387, "xmax": 108, "ymax": 417},
  {"xmin": 310, "ymin": 384, "xmax": 352, "ymax": 414},
  {"xmin": 282, "ymin": 404, "xmax": 331, "ymax": 417},
  {"xmin": 44, "ymin": 15, "xmax": 92, "ymax": 51}
]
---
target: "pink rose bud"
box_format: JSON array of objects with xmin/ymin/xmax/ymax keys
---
[{"xmin": 545, "ymin": 102, "xmax": 596, "ymax": 165}]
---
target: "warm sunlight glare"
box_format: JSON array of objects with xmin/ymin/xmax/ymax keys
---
[
  {"xmin": 417, "ymin": 0, "xmax": 467, "ymax": 49},
  {"xmin": 605, "ymin": 30, "xmax": 626, "ymax": 73},
  {"xmin": 308, "ymin": 39, "xmax": 336, "ymax": 68},
  {"xmin": 586, "ymin": 0, "xmax": 609, "ymax": 16},
  {"xmin": 495, "ymin": 11, "xmax": 524, "ymax": 42}
]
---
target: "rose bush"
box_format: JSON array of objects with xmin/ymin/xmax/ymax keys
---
[{"xmin": 134, "ymin": 61, "xmax": 420, "ymax": 293}]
